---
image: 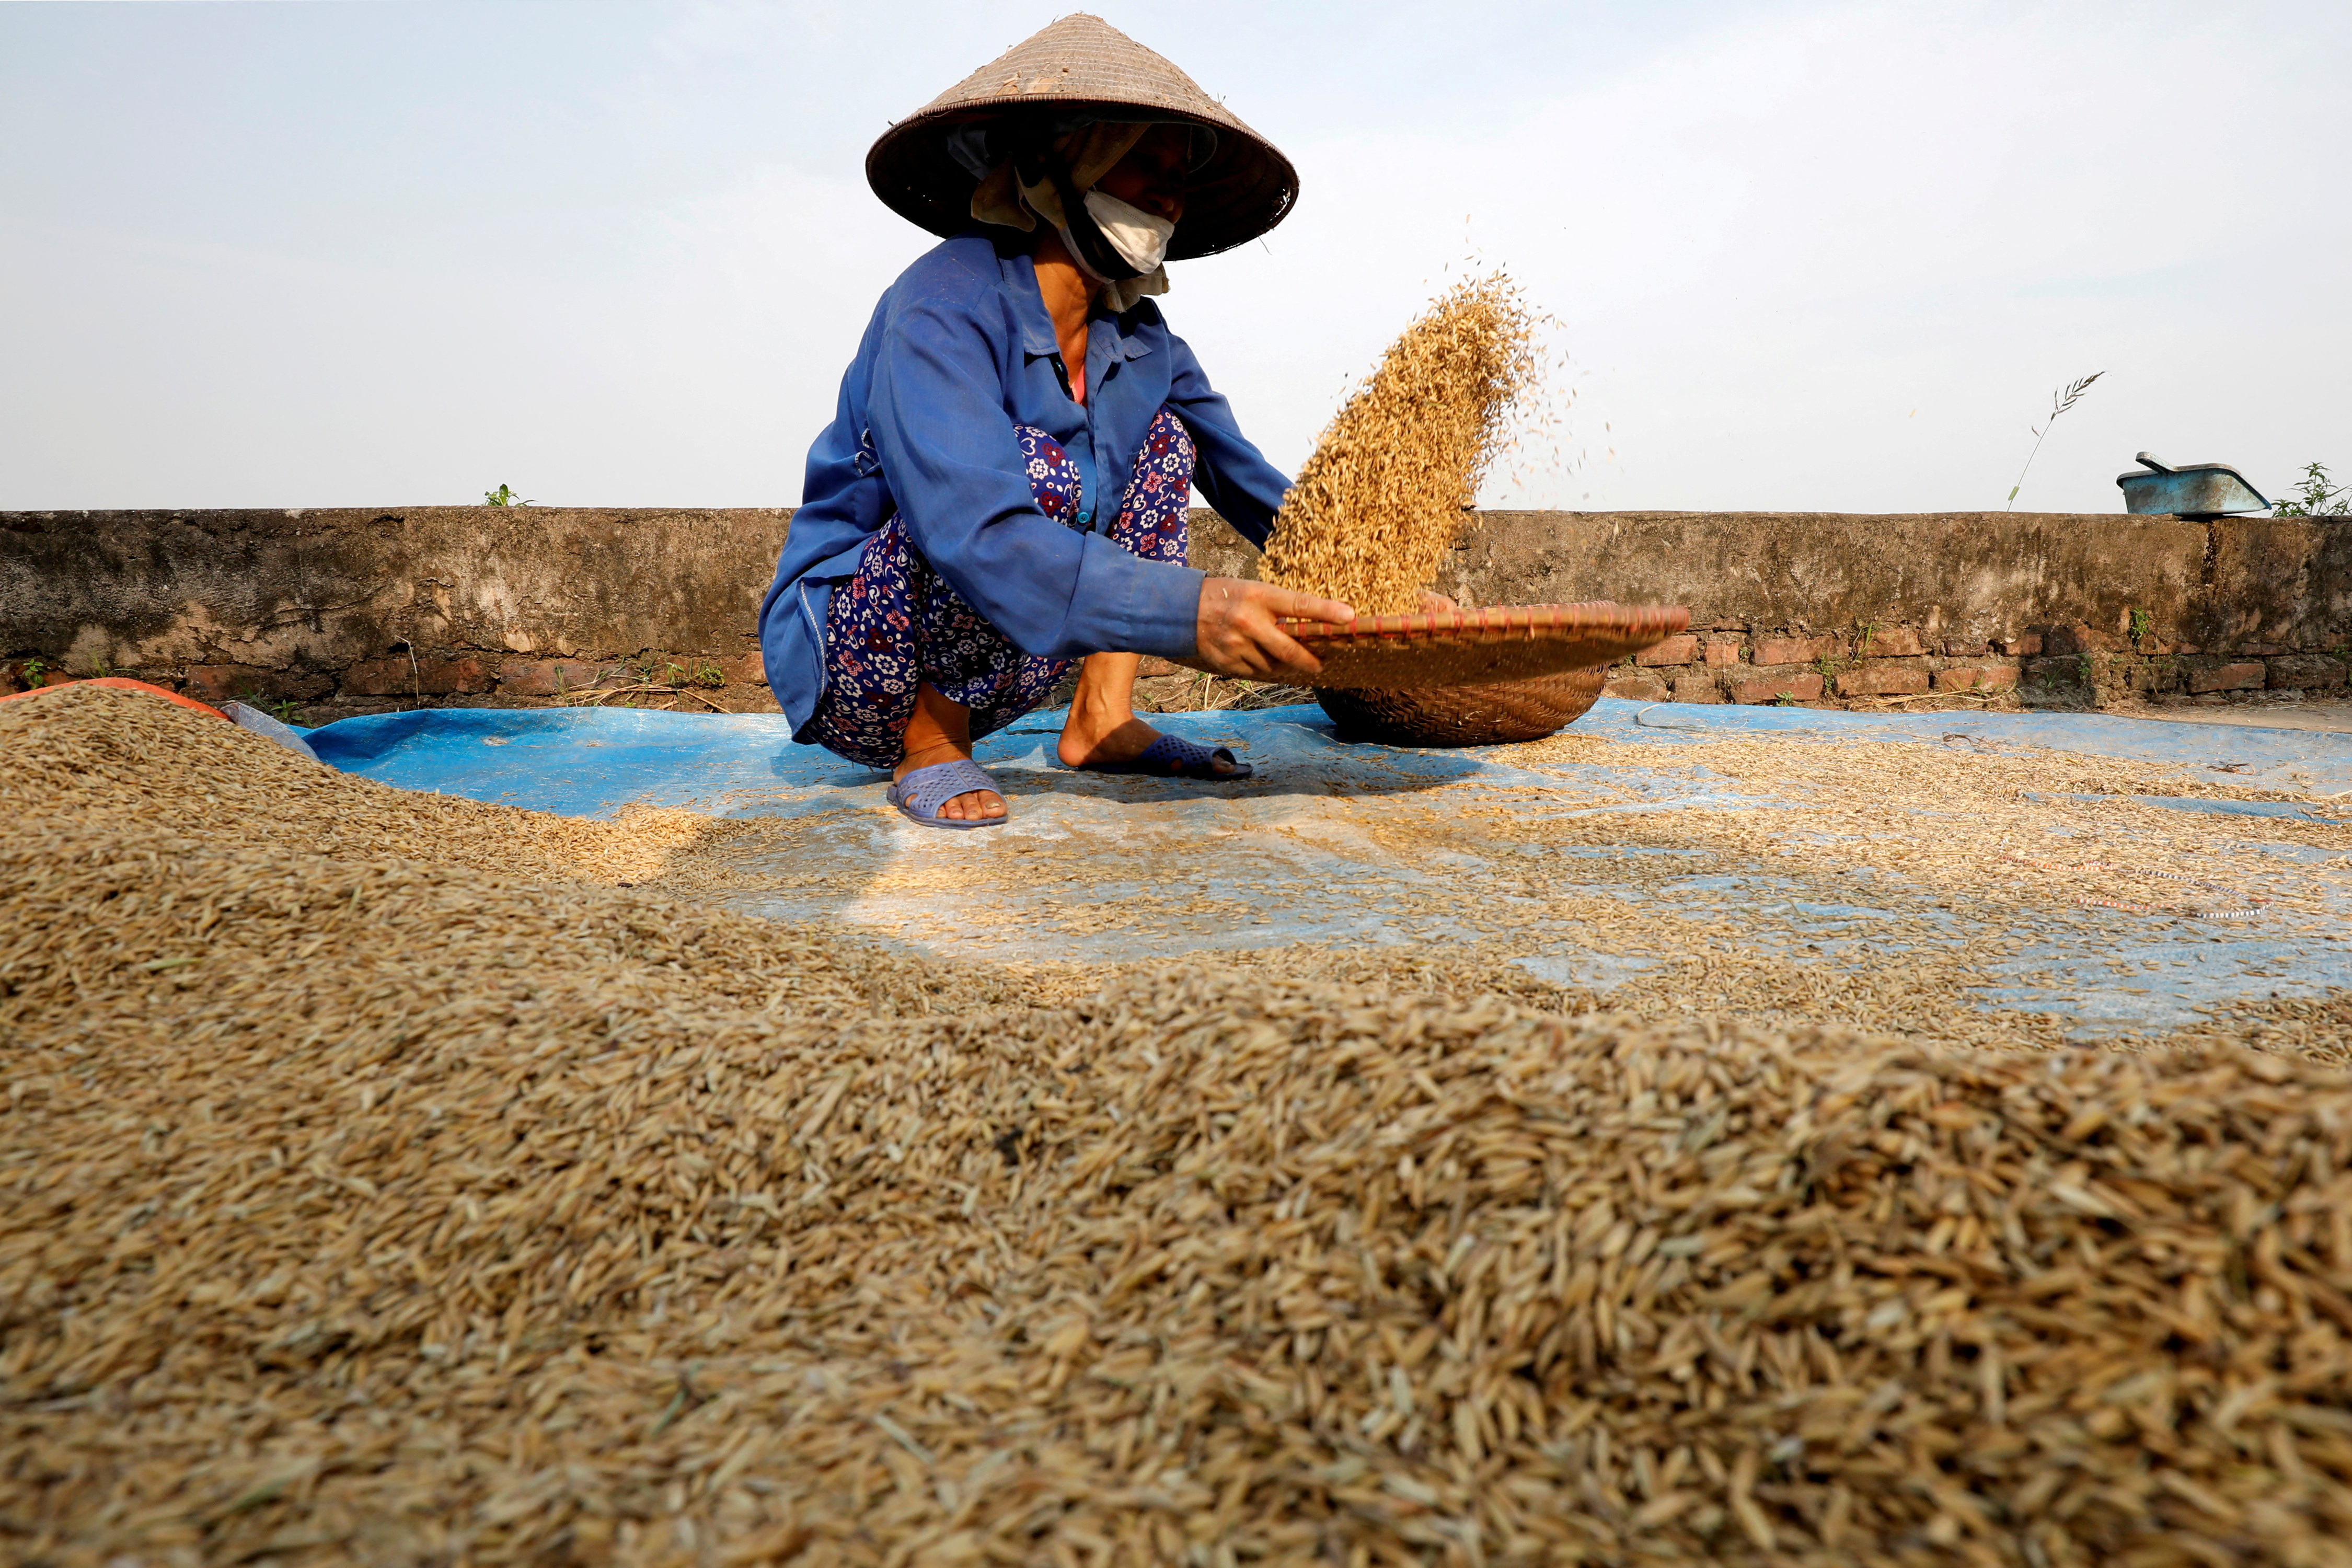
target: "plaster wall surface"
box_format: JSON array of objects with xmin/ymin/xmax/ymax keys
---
[{"xmin": 1, "ymin": 506, "xmax": 792, "ymax": 673}]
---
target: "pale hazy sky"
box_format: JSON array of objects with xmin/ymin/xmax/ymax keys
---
[{"xmin": 4, "ymin": 0, "xmax": 2346, "ymax": 515}]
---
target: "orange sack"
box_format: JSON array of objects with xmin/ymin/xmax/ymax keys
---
[{"xmin": 0, "ymin": 677, "xmax": 230, "ymax": 722}]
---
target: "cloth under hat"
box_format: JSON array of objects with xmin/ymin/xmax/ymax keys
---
[
  {"xmin": 962, "ymin": 119, "xmax": 1147, "ymax": 214},
  {"xmin": 965, "ymin": 120, "xmax": 1171, "ymax": 313}
]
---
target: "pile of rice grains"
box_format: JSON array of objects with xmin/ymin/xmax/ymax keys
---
[
  {"xmin": 1261, "ymin": 274, "xmax": 1538, "ymax": 615},
  {"xmin": 9, "ymin": 684, "xmax": 2352, "ymax": 1565}
]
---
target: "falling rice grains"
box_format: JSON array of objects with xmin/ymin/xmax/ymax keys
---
[{"xmin": 1261, "ymin": 273, "xmax": 1538, "ymax": 615}]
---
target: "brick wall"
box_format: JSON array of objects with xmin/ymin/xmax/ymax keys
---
[{"xmin": 1595, "ymin": 621, "xmax": 2349, "ymax": 708}]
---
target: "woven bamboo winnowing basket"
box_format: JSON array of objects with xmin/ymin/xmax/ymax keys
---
[
  {"xmin": 1316, "ymin": 666, "xmax": 1609, "ymax": 747},
  {"xmin": 1289, "ymin": 601, "xmax": 1688, "ymax": 747}
]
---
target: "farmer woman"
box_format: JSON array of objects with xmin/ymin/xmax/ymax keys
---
[{"xmin": 757, "ymin": 15, "xmax": 1357, "ymax": 829}]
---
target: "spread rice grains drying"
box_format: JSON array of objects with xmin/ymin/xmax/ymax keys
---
[{"xmin": 9, "ymin": 668, "xmax": 2352, "ymax": 1564}]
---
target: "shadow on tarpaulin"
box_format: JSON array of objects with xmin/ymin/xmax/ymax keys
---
[
  {"xmin": 301, "ymin": 704, "xmax": 1493, "ymax": 942},
  {"xmin": 300, "ymin": 703, "xmax": 1486, "ymax": 819}
]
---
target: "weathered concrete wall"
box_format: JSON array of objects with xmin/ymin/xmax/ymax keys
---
[
  {"xmin": 2, "ymin": 507, "xmax": 791, "ymax": 713},
  {"xmin": 7, "ymin": 505, "xmax": 2348, "ymax": 720}
]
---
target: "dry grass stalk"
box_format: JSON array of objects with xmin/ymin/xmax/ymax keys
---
[
  {"xmin": 564, "ymin": 682, "xmax": 729, "ymax": 712},
  {"xmin": 9, "ymin": 688, "xmax": 2352, "ymax": 1565},
  {"xmin": 1262, "ymin": 274, "xmax": 1537, "ymax": 615}
]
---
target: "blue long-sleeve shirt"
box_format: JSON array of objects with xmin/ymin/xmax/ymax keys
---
[{"xmin": 757, "ymin": 231, "xmax": 1294, "ymax": 739}]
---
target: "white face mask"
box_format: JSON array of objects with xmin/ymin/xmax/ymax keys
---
[{"xmin": 1081, "ymin": 189, "xmax": 1175, "ymax": 276}]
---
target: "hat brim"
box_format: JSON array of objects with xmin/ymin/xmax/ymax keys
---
[{"xmin": 867, "ymin": 102, "xmax": 1297, "ymax": 261}]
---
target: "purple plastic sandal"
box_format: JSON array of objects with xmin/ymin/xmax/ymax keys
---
[
  {"xmin": 1069, "ymin": 732, "xmax": 1254, "ymax": 781},
  {"xmin": 885, "ymin": 757, "xmax": 1009, "ymax": 831}
]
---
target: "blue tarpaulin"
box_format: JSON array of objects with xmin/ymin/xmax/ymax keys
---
[
  {"xmin": 304, "ymin": 698, "xmax": 2352, "ymax": 1037},
  {"xmin": 308, "ymin": 698, "xmax": 2352, "ymax": 815}
]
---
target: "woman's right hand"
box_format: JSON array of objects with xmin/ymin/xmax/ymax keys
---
[{"xmin": 1182, "ymin": 577, "xmax": 1357, "ymax": 684}]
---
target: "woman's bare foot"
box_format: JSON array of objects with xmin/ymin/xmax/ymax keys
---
[
  {"xmin": 895, "ymin": 682, "xmax": 1005, "ymax": 822},
  {"xmin": 1055, "ymin": 651, "xmax": 1246, "ymax": 776}
]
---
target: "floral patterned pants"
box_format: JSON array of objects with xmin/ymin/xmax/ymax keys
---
[{"xmin": 804, "ymin": 406, "xmax": 1196, "ymax": 769}]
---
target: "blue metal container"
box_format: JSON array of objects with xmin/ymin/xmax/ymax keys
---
[{"xmin": 2116, "ymin": 453, "xmax": 2270, "ymax": 518}]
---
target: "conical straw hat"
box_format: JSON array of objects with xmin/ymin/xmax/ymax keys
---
[{"xmin": 866, "ymin": 14, "xmax": 1297, "ymax": 261}]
